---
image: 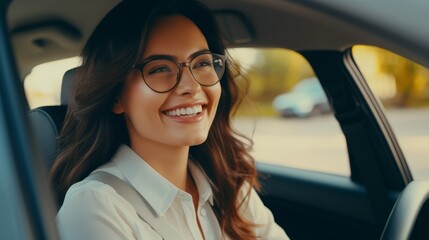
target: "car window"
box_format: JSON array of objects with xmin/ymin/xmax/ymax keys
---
[
  {"xmin": 229, "ymin": 48, "xmax": 350, "ymax": 176},
  {"xmin": 24, "ymin": 57, "xmax": 80, "ymax": 109},
  {"xmin": 352, "ymin": 45, "xmax": 429, "ymax": 180}
]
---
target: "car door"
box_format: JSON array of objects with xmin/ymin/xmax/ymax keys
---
[
  {"xmin": 220, "ymin": 0, "xmax": 429, "ymax": 238},
  {"xmin": 232, "ymin": 48, "xmax": 413, "ymax": 240}
]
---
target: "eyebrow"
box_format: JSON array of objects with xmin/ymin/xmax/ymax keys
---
[{"xmin": 141, "ymin": 49, "xmax": 212, "ymax": 63}]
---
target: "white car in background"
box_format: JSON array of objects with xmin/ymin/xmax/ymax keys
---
[{"xmin": 273, "ymin": 77, "xmax": 331, "ymax": 118}]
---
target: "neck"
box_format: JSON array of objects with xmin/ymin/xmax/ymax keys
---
[{"xmin": 130, "ymin": 140, "xmax": 190, "ymax": 191}]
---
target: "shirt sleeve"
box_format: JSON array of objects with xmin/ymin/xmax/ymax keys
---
[
  {"xmin": 57, "ymin": 181, "xmax": 137, "ymax": 240},
  {"xmin": 238, "ymin": 183, "xmax": 289, "ymax": 240}
]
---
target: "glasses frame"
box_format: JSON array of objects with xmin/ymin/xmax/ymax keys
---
[{"xmin": 132, "ymin": 52, "xmax": 227, "ymax": 93}]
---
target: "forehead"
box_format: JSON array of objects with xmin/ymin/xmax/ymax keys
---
[{"xmin": 142, "ymin": 15, "xmax": 209, "ymax": 59}]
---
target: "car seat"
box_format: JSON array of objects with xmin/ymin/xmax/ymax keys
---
[{"xmin": 28, "ymin": 68, "xmax": 77, "ymax": 170}]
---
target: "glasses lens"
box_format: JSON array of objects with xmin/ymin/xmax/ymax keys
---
[
  {"xmin": 190, "ymin": 54, "xmax": 225, "ymax": 86},
  {"xmin": 143, "ymin": 59, "xmax": 179, "ymax": 92}
]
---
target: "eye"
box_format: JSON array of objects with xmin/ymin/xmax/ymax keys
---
[
  {"xmin": 147, "ymin": 65, "xmax": 172, "ymax": 75},
  {"xmin": 193, "ymin": 59, "xmax": 213, "ymax": 69}
]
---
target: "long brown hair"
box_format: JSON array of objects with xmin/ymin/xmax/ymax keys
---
[{"xmin": 51, "ymin": 0, "xmax": 259, "ymax": 239}]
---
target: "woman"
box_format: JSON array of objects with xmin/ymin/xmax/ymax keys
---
[{"xmin": 53, "ymin": 0, "xmax": 288, "ymax": 239}]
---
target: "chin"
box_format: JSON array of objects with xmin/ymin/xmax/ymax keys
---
[{"xmin": 180, "ymin": 134, "xmax": 209, "ymax": 147}]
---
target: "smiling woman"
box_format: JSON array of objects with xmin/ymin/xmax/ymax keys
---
[
  {"xmin": 49, "ymin": 0, "xmax": 287, "ymax": 239},
  {"xmin": 111, "ymin": 15, "xmax": 223, "ymax": 158}
]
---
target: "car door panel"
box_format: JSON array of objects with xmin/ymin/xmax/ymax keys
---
[{"xmin": 257, "ymin": 163, "xmax": 398, "ymax": 239}]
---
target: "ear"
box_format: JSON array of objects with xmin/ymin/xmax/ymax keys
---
[{"xmin": 112, "ymin": 99, "xmax": 124, "ymax": 114}]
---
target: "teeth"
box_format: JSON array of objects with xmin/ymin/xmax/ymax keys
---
[{"xmin": 165, "ymin": 105, "xmax": 203, "ymax": 117}]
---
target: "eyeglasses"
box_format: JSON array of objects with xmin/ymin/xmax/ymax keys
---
[{"xmin": 132, "ymin": 53, "xmax": 227, "ymax": 93}]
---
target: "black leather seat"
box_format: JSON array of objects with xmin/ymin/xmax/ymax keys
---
[{"xmin": 28, "ymin": 67, "xmax": 77, "ymax": 169}]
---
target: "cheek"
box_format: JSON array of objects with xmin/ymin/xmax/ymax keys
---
[
  {"xmin": 203, "ymin": 84, "xmax": 222, "ymax": 129},
  {"xmin": 127, "ymin": 82, "xmax": 155, "ymax": 108},
  {"xmin": 122, "ymin": 78, "xmax": 165, "ymax": 122},
  {"xmin": 210, "ymin": 84, "xmax": 222, "ymax": 106},
  {"xmin": 212, "ymin": 85, "xmax": 222, "ymax": 115}
]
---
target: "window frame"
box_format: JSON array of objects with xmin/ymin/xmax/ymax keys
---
[{"xmin": 298, "ymin": 48, "xmax": 413, "ymax": 229}]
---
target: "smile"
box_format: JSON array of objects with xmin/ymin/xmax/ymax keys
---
[{"xmin": 164, "ymin": 105, "xmax": 203, "ymax": 117}]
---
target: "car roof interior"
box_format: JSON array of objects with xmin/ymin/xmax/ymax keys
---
[{"xmin": 7, "ymin": 0, "xmax": 429, "ymax": 77}]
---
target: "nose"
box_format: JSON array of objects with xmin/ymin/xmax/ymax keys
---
[{"xmin": 174, "ymin": 65, "xmax": 201, "ymax": 95}]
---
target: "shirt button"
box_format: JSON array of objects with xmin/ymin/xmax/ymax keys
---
[{"xmin": 200, "ymin": 208, "xmax": 207, "ymax": 217}]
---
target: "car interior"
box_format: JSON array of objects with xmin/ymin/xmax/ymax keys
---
[{"xmin": 2, "ymin": 0, "xmax": 429, "ymax": 239}]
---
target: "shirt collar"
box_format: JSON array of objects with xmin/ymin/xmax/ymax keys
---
[
  {"xmin": 188, "ymin": 160, "xmax": 214, "ymax": 206},
  {"xmin": 111, "ymin": 144, "xmax": 214, "ymax": 216},
  {"xmin": 111, "ymin": 144, "xmax": 177, "ymax": 217}
]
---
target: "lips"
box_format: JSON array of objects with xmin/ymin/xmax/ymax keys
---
[{"xmin": 163, "ymin": 104, "xmax": 203, "ymax": 117}]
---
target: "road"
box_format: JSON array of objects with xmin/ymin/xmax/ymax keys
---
[{"xmin": 233, "ymin": 108, "xmax": 429, "ymax": 180}]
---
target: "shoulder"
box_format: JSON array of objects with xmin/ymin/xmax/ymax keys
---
[
  {"xmin": 236, "ymin": 181, "xmax": 261, "ymax": 217},
  {"xmin": 59, "ymin": 162, "xmax": 132, "ymax": 214},
  {"xmin": 60, "ymin": 178, "xmax": 138, "ymax": 217},
  {"xmin": 57, "ymin": 179, "xmax": 138, "ymax": 239}
]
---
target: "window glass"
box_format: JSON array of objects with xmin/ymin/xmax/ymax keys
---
[
  {"xmin": 24, "ymin": 57, "xmax": 80, "ymax": 109},
  {"xmin": 229, "ymin": 48, "xmax": 349, "ymax": 176},
  {"xmin": 352, "ymin": 46, "xmax": 429, "ymax": 180}
]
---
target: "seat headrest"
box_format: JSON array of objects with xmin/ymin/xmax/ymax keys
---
[{"xmin": 61, "ymin": 67, "xmax": 79, "ymax": 105}]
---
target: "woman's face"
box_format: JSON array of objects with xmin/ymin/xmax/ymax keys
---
[{"xmin": 114, "ymin": 15, "xmax": 222, "ymax": 150}]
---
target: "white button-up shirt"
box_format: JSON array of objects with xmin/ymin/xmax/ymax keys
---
[{"xmin": 57, "ymin": 144, "xmax": 288, "ymax": 240}]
